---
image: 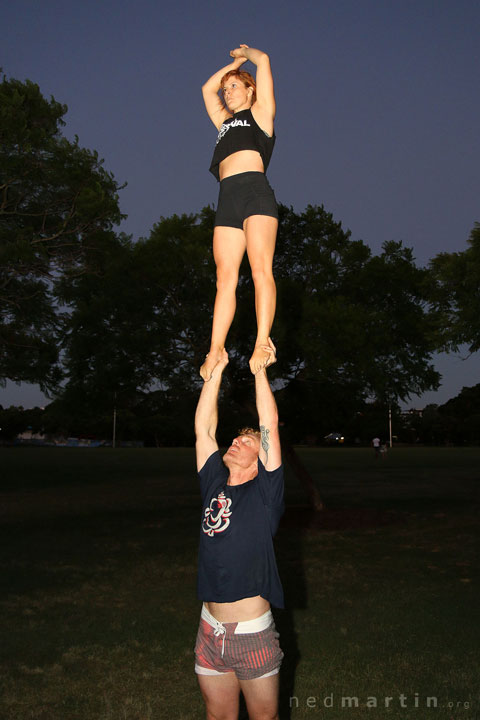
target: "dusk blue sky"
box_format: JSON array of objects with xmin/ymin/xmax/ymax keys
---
[{"xmin": 2, "ymin": 0, "xmax": 479, "ymax": 409}]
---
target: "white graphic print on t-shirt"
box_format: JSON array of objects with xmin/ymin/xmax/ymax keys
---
[{"xmin": 202, "ymin": 491, "xmax": 233, "ymax": 536}]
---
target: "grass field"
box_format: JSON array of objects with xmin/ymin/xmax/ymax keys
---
[{"xmin": 0, "ymin": 447, "xmax": 478, "ymax": 719}]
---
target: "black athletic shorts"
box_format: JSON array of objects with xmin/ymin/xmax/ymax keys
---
[{"xmin": 215, "ymin": 171, "xmax": 278, "ymax": 229}]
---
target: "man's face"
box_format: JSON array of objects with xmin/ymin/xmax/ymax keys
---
[{"xmin": 223, "ymin": 434, "xmax": 260, "ymax": 469}]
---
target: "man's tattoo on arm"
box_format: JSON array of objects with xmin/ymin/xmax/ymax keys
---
[{"xmin": 260, "ymin": 425, "xmax": 270, "ymax": 462}]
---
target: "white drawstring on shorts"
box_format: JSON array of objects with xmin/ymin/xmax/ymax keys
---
[{"xmin": 212, "ymin": 620, "xmax": 226, "ymax": 657}]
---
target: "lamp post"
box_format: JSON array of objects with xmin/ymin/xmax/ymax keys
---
[
  {"xmin": 388, "ymin": 403, "xmax": 393, "ymax": 448},
  {"xmin": 112, "ymin": 392, "xmax": 117, "ymax": 449}
]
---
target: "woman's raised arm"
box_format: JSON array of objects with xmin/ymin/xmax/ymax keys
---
[
  {"xmin": 230, "ymin": 45, "xmax": 275, "ymax": 125},
  {"xmin": 202, "ymin": 56, "xmax": 247, "ymax": 129}
]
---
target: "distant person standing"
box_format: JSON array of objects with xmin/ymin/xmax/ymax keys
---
[{"xmin": 372, "ymin": 437, "xmax": 381, "ymax": 459}]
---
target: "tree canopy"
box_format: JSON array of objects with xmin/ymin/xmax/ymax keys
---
[
  {"xmin": 429, "ymin": 222, "xmax": 480, "ymax": 354},
  {"xmin": 0, "ymin": 74, "xmax": 124, "ymax": 391},
  {"xmin": 53, "ymin": 204, "xmax": 441, "ymax": 443}
]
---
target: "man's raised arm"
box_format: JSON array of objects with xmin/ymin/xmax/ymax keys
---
[
  {"xmin": 195, "ymin": 349, "xmax": 229, "ymax": 471},
  {"xmin": 255, "ymin": 340, "xmax": 281, "ymax": 471}
]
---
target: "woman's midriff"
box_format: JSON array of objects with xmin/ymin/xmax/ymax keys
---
[
  {"xmin": 219, "ymin": 150, "xmax": 265, "ymax": 181},
  {"xmin": 205, "ymin": 595, "xmax": 270, "ymax": 623}
]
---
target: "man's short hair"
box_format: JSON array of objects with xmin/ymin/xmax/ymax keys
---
[{"xmin": 238, "ymin": 427, "xmax": 261, "ymax": 441}]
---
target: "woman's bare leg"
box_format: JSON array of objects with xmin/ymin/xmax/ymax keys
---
[
  {"xmin": 200, "ymin": 225, "xmax": 246, "ymax": 381},
  {"xmin": 244, "ymin": 215, "xmax": 278, "ymax": 375}
]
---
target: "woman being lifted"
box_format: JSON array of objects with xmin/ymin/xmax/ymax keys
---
[{"xmin": 200, "ymin": 45, "xmax": 278, "ymax": 380}]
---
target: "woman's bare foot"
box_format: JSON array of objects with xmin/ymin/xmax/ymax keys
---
[
  {"xmin": 249, "ymin": 338, "xmax": 277, "ymax": 375},
  {"xmin": 200, "ymin": 348, "xmax": 224, "ymax": 381}
]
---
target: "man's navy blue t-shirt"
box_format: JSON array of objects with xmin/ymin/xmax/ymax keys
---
[{"xmin": 197, "ymin": 451, "xmax": 285, "ymax": 608}]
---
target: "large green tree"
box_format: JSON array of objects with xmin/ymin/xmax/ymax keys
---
[
  {"xmin": 56, "ymin": 205, "xmax": 440, "ymax": 443},
  {"xmin": 54, "ymin": 210, "xmax": 217, "ymax": 441},
  {"xmin": 0, "ymin": 74, "xmax": 124, "ymax": 391},
  {"xmin": 429, "ymin": 223, "xmax": 480, "ymax": 353},
  {"xmin": 437, "ymin": 384, "xmax": 480, "ymax": 445},
  {"xmin": 273, "ymin": 206, "xmax": 440, "ymax": 440}
]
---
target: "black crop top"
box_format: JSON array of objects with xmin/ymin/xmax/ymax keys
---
[{"xmin": 209, "ymin": 108, "xmax": 275, "ymax": 181}]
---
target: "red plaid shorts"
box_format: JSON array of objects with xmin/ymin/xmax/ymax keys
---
[{"xmin": 194, "ymin": 604, "xmax": 283, "ymax": 681}]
